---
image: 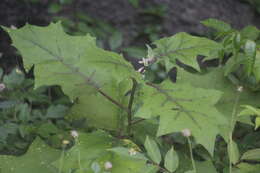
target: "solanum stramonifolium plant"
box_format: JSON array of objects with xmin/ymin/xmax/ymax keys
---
[{"xmin": 1, "ymin": 19, "xmax": 260, "ymax": 173}]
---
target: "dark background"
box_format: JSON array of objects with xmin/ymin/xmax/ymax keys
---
[{"xmin": 0, "ymin": 0, "xmax": 259, "ymax": 72}]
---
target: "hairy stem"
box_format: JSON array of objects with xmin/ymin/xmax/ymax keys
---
[
  {"xmin": 58, "ymin": 146, "xmax": 65, "ymax": 173},
  {"xmin": 229, "ymin": 89, "xmax": 241, "ymax": 173},
  {"xmin": 76, "ymin": 139, "xmax": 83, "ymax": 173},
  {"xmin": 188, "ymin": 137, "xmax": 196, "ymax": 173}
]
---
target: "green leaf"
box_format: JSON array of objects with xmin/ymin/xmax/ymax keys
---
[
  {"xmin": 239, "ymin": 105, "xmax": 260, "ymax": 117},
  {"xmin": 241, "ymin": 26, "xmax": 260, "ymax": 41},
  {"xmin": 244, "ymin": 40, "xmax": 256, "ymax": 76},
  {"xmin": 224, "ymin": 54, "xmax": 245, "ymax": 76},
  {"xmin": 135, "ymin": 81, "xmax": 224, "ymax": 155},
  {"xmin": 3, "ymin": 68, "xmax": 24, "ymax": 89},
  {"xmin": 201, "ymin": 18, "xmax": 232, "ymax": 32},
  {"xmin": 196, "ymin": 160, "xmax": 217, "ymax": 173},
  {"xmin": 153, "ymin": 32, "xmax": 222, "ymax": 71},
  {"xmin": 255, "ymin": 117, "xmax": 260, "ymax": 130},
  {"xmin": 37, "ymin": 123, "xmax": 60, "ymax": 138},
  {"xmin": 53, "ymin": 131, "xmax": 152, "ymax": 173},
  {"xmin": 253, "ymin": 51, "xmax": 260, "ymax": 83},
  {"xmin": 241, "ymin": 148, "xmax": 260, "ymax": 161},
  {"xmin": 228, "ymin": 140, "xmax": 240, "ymax": 164},
  {"xmin": 0, "ymin": 100, "xmax": 18, "ymax": 109},
  {"xmin": 17, "ymin": 103, "xmax": 31, "ymax": 122},
  {"xmin": 164, "ymin": 147, "xmax": 179, "ymax": 172},
  {"xmin": 177, "ymin": 68, "xmax": 260, "ymax": 139},
  {"xmin": 236, "ymin": 162, "xmax": 260, "ymax": 173},
  {"xmin": 46, "ymin": 105, "xmax": 68, "ymax": 118},
  {"xmin": 108, "ymin": 147, "xmax": 148, "ymax": 160},
  {"xmin": 144, "ymin": 136, "xmax": 162, "ymax": 164},
  {"xmin": 3, "ymin": 22, "xmax": 140, "ymax": 130},
  {"xmin": 109, "ymin": 31, "xmax": 123, "ymax": 50},
  {"xmin": 0, "ymin": 138, "xmax": 61, "ymax": 173}
]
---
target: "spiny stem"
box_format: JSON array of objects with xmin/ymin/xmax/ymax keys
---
[
  {"xmin": 187, "ymin": 137, "xmax": 196, "ymax": 173},
  {"xmin": 127, "ymin": 78, "xmax": 138, "ymax": 135}
]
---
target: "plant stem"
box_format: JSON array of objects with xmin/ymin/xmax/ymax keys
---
[
  {"xmin": 58, "ymin": 146, "xmax": 65, "ymax": 173},
  {"xmin": 187, "ymin": 137, "xmax": 196, "ymax": 173},
  {"xmin": 228, "ymin": 89, "xmax": 241, "ymax": 173},
  {"xmin": 131, "ymin": 118, "xmax": 145, "ymax": 125},
  {"xmin": 150, "ymin": 160, "xmax": 171, "ymax": 173},
  {"xmin": 76, "ymin": 139, "xmax": 83, "ymax": 173},
  {"xmin": 127, "ymin": 78, "xmax": 138, "ymax": 135}
]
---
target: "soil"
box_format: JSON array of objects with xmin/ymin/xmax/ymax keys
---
[{"xmin": 0, "ymin": 0, "xmax": 259, "ymax": 72}]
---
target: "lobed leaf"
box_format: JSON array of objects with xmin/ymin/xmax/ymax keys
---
[
  {"xmin": 152, "ymin": 32, "xmax": 222, "ymax": 72},
  {"xmin": 3, "ymin": 22, "xmax": 140, "ymax": 130},
  {"xmin": 177, "ymin": 68, "xmax": 260, "ymax": 140},
  {"xmin": 0, "ymin": 138, "xmax": 60, "ymax": 173},
  {"xmin": 134, "ymin": 80, "xmax": 225, "ymax": 155}
]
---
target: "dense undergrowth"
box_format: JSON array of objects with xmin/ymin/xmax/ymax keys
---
[{"xmin": 1, "ymin": 18, "xmax": 260, "ymax": 173}]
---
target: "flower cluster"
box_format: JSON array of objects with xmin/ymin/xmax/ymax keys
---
[{"xmin": 137, "ymin": 57, "xmax": 156, "ymax": 73}]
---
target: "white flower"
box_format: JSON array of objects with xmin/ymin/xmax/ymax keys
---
[
  {"xmin": 237, "ymin": 86, "xmax": 243, "ymax": 92},
  {"xmin": 181, "ymin": 128, "xmax": 191, "ymax": 137},
  {"xmin": 104, "ymin": 161, "xmax": 113, "ymax": 170},
  {"xmin": 137, "ymin": 66, "xmax": 145, "ymax": 73},
  {"xmin": 70, "ymin": 130, "xmax": 79, "ymax": 138},
  {"xmin": 0, "ymin": 83, "xmax": 6, "ymax": 92},
  {"xmin": 138, "ymin": 57, "xmax": 155, "ymax": 67},
  {"xmin": 128, "ymin": 148, "xmax": 137, "ymax": 156}
]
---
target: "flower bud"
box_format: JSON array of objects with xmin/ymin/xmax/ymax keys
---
[
  {"xmin": 0, "ymin": 83, "xmax": 6, "ymax": 92},
  {"xmin": 181, "ymin": 128, "xmax": 191, "ymax": 137},
  {"xmin": 70, "ymin": 130, "xmax": 79, "ymax": 138},
  {"xmin": 104, "ymin": 161, "xmax": 113, "ymax": 170},
  {"xmin": 237, "ymin": 86, "xmax": 243, "ymax": 92}
]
